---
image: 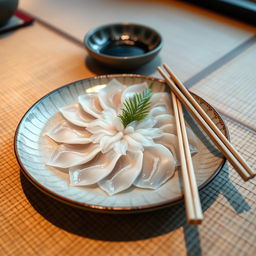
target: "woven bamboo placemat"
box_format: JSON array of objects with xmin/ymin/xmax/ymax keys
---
[
  {"xmin": 1, "ymin": 22, "xmax": 256, "ymax": 256},
  {"xmin": 191, "ymin": 42, "xmax": 256, "ymax": 130}
]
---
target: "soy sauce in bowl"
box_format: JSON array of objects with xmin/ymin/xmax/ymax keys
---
[{"xmin": 100, "ymin": 40, "xmax": 149, "ymax": 57}]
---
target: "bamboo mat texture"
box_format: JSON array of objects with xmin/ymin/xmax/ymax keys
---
[
  {"xmin": 191, "ymin": 42, "xmax": 256, "ymax": 130},
  {"xmin": 1, "ymin": 8, "xmax": 256, "ymax": 256}
]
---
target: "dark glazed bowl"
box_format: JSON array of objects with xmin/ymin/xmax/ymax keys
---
[
  {"xmin": 0, "ymin": 0, "xmax": 19, "ymax": 26},
  {"xmin": 84, "ymin": 23, "xmax": 163, "ymax": 70}
]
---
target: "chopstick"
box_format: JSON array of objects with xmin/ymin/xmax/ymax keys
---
[
  {"xmin": 158, "ymin": 64, "xmax": 255, "ymax": 181},
  {"xmin": 171, "ymin": 91, "xmax": 203, "ymax": 224}
]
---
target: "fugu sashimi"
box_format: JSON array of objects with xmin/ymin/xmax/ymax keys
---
[
  {"xmin": 46, "ymin": 121, "xmax": 91, "ymax": 144},
  {"xmin": 98, "ymin": 151, "xmax": 143, "ymax": 195},
  {"xmin": 69, "ymin": 150, "xmax": 121, "ymax": 185},
  {"xmin": 60, "ymin": 103, "xmax": 95, "ymax": 127},
  {"xmin": 47, "ymin": 143, "xmax": 101, "ymax": 168},
  {"xmin": 134, "ymin": 144, "xmax": 176, "ymax": 189},
  {"xmin": 98, "ymin": 79, "xmax": 125, "ymax": 110},
  {"xmin": 78, "ymin": 94, "xmax": 103, "ymax": 118}
]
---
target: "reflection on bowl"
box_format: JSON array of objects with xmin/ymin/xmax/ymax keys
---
[{"xmin": 84, "ymin": 23, "xmax": 163, "ymax": 70}]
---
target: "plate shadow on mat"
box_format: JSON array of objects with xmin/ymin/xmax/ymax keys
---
[
  {"xmin": 20, "ymin": 171, "xmax": 204, "ymax": 241},
  {"xmin": 20, "ymin": 164, "xmax": 249, "ymax": 252},
  {"xmin": 84, "ymin": 55, "xmax": 162, "ymax": 76}
]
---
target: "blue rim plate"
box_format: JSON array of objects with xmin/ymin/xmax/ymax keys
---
[{"xmin": 14, "ymin": 74, "xmax": 228, "ymax": 213}]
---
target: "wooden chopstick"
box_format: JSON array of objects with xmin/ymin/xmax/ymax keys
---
[
  {"xmin": 171, "ymin": 91, "xmax": 203, "ymax": 224},
  {"xmin": 158, "ymin": 65, "xmax": 254, "ymax": 181},
  {"xmin": 171, "ymin": 92, "xmax": 196, "ymax": 223},
  {"xmin": 176, "ymin": 97, "xmax": 203, "ymax": 224},
  {"xmin": 163, "ymin": 64, "xmax": 255, "ymax": 179}
]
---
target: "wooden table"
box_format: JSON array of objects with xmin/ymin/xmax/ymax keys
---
[{"xmin": 1, "ymin": 1, "xmax": 256, "ymax": 255}]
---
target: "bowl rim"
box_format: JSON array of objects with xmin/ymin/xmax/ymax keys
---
[
  {"xmin": 83, "ymin": 22, "xmax": 163, "ymax": 60},
  {"xmin": 14, "ymin": 74, "xmax": 228, "ymax": 214}
]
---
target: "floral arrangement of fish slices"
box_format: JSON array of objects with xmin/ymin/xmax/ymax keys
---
[{"xmin": 46, "ymin": 79, "xmax": 198, "ymax": 195}]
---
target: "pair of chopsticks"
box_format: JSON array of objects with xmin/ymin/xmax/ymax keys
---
[{"xmin": 158, "ymin": 64, "xmax": 256, "ymax": 224}]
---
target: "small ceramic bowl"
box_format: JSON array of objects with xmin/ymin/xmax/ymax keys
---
[
  {"xmin": 0, "ymin": 0, "xmax": 19, "ymax": 26},
  {"xmin": 84, "ymin": 23, "xmax": 163, "ymax": 69}
]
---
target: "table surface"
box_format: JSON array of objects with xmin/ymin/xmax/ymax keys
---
[{"xmin": 0, "ymin": 1, "xmax": 256, "ymax": 255}]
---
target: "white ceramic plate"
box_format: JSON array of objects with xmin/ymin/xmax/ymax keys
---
[{"xmin": 15, "ymin": 74, "xmax": 227, "ymax": 213}]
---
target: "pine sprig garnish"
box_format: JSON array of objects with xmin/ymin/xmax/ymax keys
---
[{"xmin": 118, "ymin": 87, "xmax": 152, "ymax": 128}]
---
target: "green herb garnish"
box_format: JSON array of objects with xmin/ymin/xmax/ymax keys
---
[{"xmin": 118, "ymin": 87, "xmax": 152, "ymax": 128}]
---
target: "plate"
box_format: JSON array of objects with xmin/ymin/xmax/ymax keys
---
[{"xmin": 15, "ymin": 74, "xmax": 227, "ymax": 213}]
